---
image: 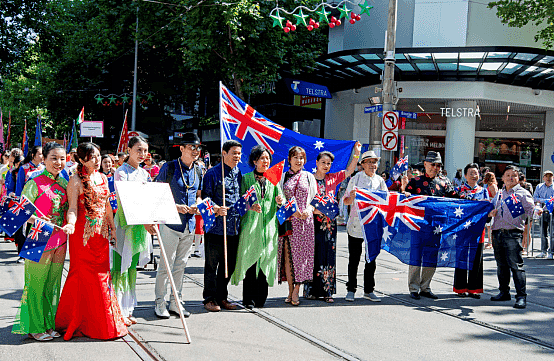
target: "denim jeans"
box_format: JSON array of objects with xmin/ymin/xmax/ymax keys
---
[{"xmin": 492, "ymin": 230, "xmax": 526, "ymax": 298}]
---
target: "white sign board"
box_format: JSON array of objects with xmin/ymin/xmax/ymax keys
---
[
  {"xmin": 80, "ymin": 121, "xmax": 104, "ymax": 137},
  {"xmin": 115, "ymin": 181, "xmax": 181, "ymax": 225}
]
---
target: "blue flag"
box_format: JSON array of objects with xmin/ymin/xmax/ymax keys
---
[
  {"xmin": 355, "ymin": 189, "xmax": 493, "ymax": 269},
  {"xmin": 504, "ymin": 192, "xmax": 525, "ymax": 218},
  {"xmin": 232, "ymin": 185, "xmax": 258, "ymax": 217},
  {"xmin": 34, "ymin": 116, "xmax": 42, "ymax": 146},
  {"xmin": 310, "ymin": 192, "xmax": 339, "ymax": 219},
  {"xmin": 277, "ymin": 197, "xmax": 298, "ymax": 225},
  {"xmin": 390, "ymin": 155, "xmax": 409, "ymax": 181},
  {"xmin": 0, "ymin": 195, "xmax": 37, "ymax": 236},
  {"xmin": 220, "ymin": 83, "xmax": 356, "ymax": 174},
  {"xmin": 107, "ymin": 176, "xmax": 118, "ymax": 212},
  {"xmin": 19, "ymin": 218, "xmax": 54, "ymax": 263},
  {"xmin": 546, "ymin": 196, "xmax": 554, "ymax": 213},
  {"xmin": 197, "ymin": 198, "xmax": 216, "ymax": 232}
]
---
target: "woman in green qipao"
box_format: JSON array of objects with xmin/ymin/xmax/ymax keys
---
[
  {"xmin": 230, "ymin": 145, "xmax": 284, "ymax": 308},
  {"xmin": 12, "ymin": 142, "xmax": 74, "ymax": 341}
]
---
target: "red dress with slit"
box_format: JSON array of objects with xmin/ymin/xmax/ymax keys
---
[{"xmin": 55, "ymin": 174, "xmax": 127, "ymax": 340}]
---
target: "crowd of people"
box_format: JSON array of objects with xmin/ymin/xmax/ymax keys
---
[{"xmin": 2, "ymin": 132, "xmax": 550, "ymax": 342}]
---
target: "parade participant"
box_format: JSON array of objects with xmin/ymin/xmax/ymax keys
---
[
  {"xmin": 483, "ymin": 172, "xmax": 498, "ymax": 249},
  {"xmin": 0, "ymin": 150, "xmax": 10, "ymax": 195},
  {"xmin": 453, "ymin": 163, "xmax": 489, "ymax": 298},
  {"xmin": 15, "ymin": 146, "xmax": 43, "ymax": 196},
  {"xmin": 65, "ymin": 148, "xmax": 78, "ymax": 178},
  {"xmin": 11, "ymin": 142, "xmax": 74, "ymax": 341},
  {"xmin": 452, "ymin": 169, "xmax": 464, "ymax": 188},
  {"xmin": 100, "ymin": 154, "xmax": 115, "ymax": 177},
  {"xmin": 5, "ymin": 153, "xmax": 23, "ymax": 197},
  {"xmin": 230, "ymin": 146, "xmax": 284, "ymax": 308},
  {"xmin": 343, "ymin": 150, "xmax": 388, "ymax": 302},
  {"xmin": 533, "ymin": 170, "xmax": 554, "ymax": 259},
  {"xmin": 116, "ymin": 152, "xmax": 125, "ymax": 167},
  {"xmin": 112, "ymin": 136, "xmax": 155, "ymax": 325},
  {"xmin": 489, "ymin": 165, "xmax": 534, "ymax": 309},
  {"xmin": 55, "ymin": 142, "xmax": 127, "ymax": 340},
  {"xmin": 143, "ymin": 153, "xmax": 160, "ymax": 179},
  {"xmin": 404, "ymin": 151, "xmax": 457, "ymax": 300},
  {"xmin": 277, "ymin": 146, "xmax": 317, "ymax": 306},
  {"xmin": 304, "ymin": 143, "xmax": 361, "ymax": 303},
  {"xmin": 154, "ymin": 132, "xmax": 202, "ymax": 318},
  {"xmin": 201, "ymin": 140, "xmax": 242, "ymax": 312}
]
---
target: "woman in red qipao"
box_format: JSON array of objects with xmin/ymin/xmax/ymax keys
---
[{"xmin": 55, "ymin": 142, "xmax": 127, "ymax": 340}]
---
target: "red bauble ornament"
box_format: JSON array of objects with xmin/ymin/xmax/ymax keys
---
[
  {"xmin": 284, "ymin": 27, "xmax": 290, "ymax": 33},
  {"xmin": 356, "ymin": 14, "xmax": 361, "ymax": 21},
  {"xmin": 351, "ymin": 12, "xmax": 356, "ymax": 19},
  {"xmin": 286, "ymin": 20, "xmax": 292, "ymax": 27},
  {"xmin": 291, "ymin": 24, "xmax": 296, "ymax": 31},
  {"xmin": 329, "ymin": 22, "xmax": 335, "ymax": 28},
  {"xmin": 314, "ymin": 22, "xmax": 320, "ymax": 29},
  {"xmin": 309, "ymin": 18, "xmax": 315, "ymax": 26},
  {"xmin": 349, "ymin": 19, "xmax": 355, "ymax": 24},
  {"xmin": 336, "ymin": 19, "xmax": 341, "ymax": 26},
  {"xmin": 330, "ymin": 16, "xmax": 337, "ymax": 22},
  {"xmin": 307, "ymin": 25, "xmax": 314, "ymax": 31}
]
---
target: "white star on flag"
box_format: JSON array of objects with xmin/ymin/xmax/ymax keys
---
[
  {"xmin": 453, "ymin": 234, "xmax": 458, "ymax": 240},
  {"xmin": 440, "ymin": 252, "xmax": 449, "ymax": 261},
  {"xmin": 463, "ymin": 220, "xmax": 472, "ymax": 229},
  {"xmin": 454, "ymin": 207, "xmax": 464, "ymax": 217},
  {"xmin": 44, "ymin": 231, "xmax": 50, "ymax": 236},
  {"xmin": 25, "ymin": 210, "xmax": 31, "ymax": 215},
  {"xmin": 434, "ymin": 225, "xmax": 443, "ymax": 234},
  {"xmin": 314, "ymin": 141, "xmax": 324, "ymax": 150},
  {"xmin": 312, "ymin": 168, "xmax": 317, "ymax": 173},
  {"xmin": 382, "ymin": 226, "xmax": 392, "ymax": 243}
]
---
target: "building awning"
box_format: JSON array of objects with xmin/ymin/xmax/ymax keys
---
[{"xmin": 298, "ymin": 46, "xmax": 554, "ymax": 93}]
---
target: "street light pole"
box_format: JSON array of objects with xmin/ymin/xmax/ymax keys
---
[
  {"xmin": 131, "ymin": 5, "xmax": 139, "ymax": 132},
  {"xmin": 381, "ymin": 0, "xmax": 398, "ymax": 170}
]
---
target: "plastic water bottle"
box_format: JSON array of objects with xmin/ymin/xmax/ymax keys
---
[{"xmin": 533, "ymin": 206, "xmax": 542, "ymax": 220}]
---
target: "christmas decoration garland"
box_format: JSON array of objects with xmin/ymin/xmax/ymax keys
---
[
  {"xmin": 270, "ymin": 0, "xmax": 373, "ymax": 33},
  {"xmin": 94, "ymin": 92, "xmax": 155, "ymax": 107}
]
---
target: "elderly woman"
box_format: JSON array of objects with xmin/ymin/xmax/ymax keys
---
[
  {"xmin": 304, "ymin": 142, "xmax": 361, "ymax": 303},
  {"xmin": 277, "ymin": 146, "xmax": 317, "ymax": 306},
  {"xmin": 230, "ymin": 145, "xmax": 284, "ymax": 308},
  {"xmin": 453, "ymin": 163, "xmax": 490, "ymax": 298}
]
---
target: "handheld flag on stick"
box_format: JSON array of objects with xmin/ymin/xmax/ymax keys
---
[
  {"xmin": 277, "ymin": 197, "xmax": 298, "ymax": 225},
  {"xmin": 34, "ymin": 116, "xmax": 42, "ymax": 146},
  {"xmin": 197, "ymin": 198, "xmax": 216, "ymax": 232},
  {"xmin": 117, "ymin": 110, "xmax": 129, "ymax": 153},
  {"xmin": 390, "ymin": 155, "xmax": 409, "ymax": 181},
  {"xmin": 546, "ymin": 196, "xmax": 554, "ymax": 214},
  {"xmin": 108, "ymin": 176, "xmax": 118, "ymax": 212},
  {"xmin": 263, "ymin": 160, "xmax": 285, "ymax": 186},
  {"xmin": 19, "ymin": 218, "xmax": 55, "ymax": 263},
  {"xmin": 232, "ymin": 185, "xmax": 258, "ymax": 217},
  {"xmin": 0, "ymin": 195, "xmax": 37, "ymax": 236},
  {"xmin": 67, "ymin": 120, "xmax": 78, "ymax": 152},
  {"xmin": 310, "ymin": 193, "xmax": 339, "ymax": 219},
  {"xmin": 504, "ymin": 192, "xmax": 525, "ymax": 218}
]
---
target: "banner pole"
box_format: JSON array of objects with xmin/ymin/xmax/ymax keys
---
[{"xmin": 222, "ymin": 160, "xmax": 228, "ymax": 278}]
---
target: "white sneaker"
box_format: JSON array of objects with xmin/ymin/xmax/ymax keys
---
[
  {"xmin": 169, "ymin": 301, "xmax": 191, "ymax": 318},
  {"xmin": 547, "ymin": 253, "xmax": 554, "ymax": 260},
  {"xmin": 536, "ymin": 252, "xmax": 547, "ymax": 258},
  {"xmin": 154, "ymin": 301, "xmax": 170, "ymax": 319},
  {"xmin": 345, "ymin": 291, "xmax": 355, "ymax": 302},
  {"xmin": 363, "ymin": 292, "xmax": 381, "ymax": 302}
]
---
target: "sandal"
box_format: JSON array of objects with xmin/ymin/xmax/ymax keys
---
[
  {"xmin": 123, "ymin": 317, "xmax": 133, "ymax": 326},
  {"xmin": 47, "ymin": 329, "xmax": 61, "ymax": 338},
  {"xmin": 324, "ymin": 297, "xmax": 334, "ymax": 303},
  {"xmin": 128, "ymin": 316, "xmax": 138, "ymax": 324},
  {"xmin": 291, "ymin": 298, "xmax": 300, "ymax": 306},
  {"xmin": 285, "ymin": 297, "xmax": 292, "ymax": 303},
  {"xmin": 29, "ymin": 332, "xmax": 53, "ymax": 341}
]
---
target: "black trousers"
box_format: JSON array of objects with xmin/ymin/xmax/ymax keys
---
[
  {"xmin": 492, "ymin": 230, "xmax": 526, "ymax": 299},
  {"xmin": 243, "ymin": 263, "xmax": 268, "ymax": 308},
  {"xmin": 203, "ymin": 233, "xmax": 239, "ymax": 304},
  {"xmin": 346, "ymin": 234, "xmax": 376, "ymax": 294},
  {"xmin": 453, "ymin": 242, "xmax": 484, "ymax": 294}
]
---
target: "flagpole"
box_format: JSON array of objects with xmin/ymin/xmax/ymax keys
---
[{"xmin": 219, "ymin": 81, "xmax": 228, "ymax": 278}]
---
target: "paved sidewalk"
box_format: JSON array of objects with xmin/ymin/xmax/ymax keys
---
[{"xmin": 0, "ymin": 226, "xmax": 553, "ymax": 361}]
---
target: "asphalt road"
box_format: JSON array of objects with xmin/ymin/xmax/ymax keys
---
[{"xmin": 1, "ymin": 225, "xmax": 553, "ymax": 361}]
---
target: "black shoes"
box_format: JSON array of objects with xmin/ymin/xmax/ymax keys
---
[
  {"xmin": 419, "ymin": 291, "xmax": 438, "ymax": 299},
  {"xmin": 490, "ymin": 292, "xmax": 511, "ymax": 301},
  {"xmin": 468, "ymin": 293, "xmax": 481, "ymax": 299},
  {"xmin": 513, "ymin": 298, "xmax": 527, "ymax": 309},
  {"xmin": 410, "ymin": 292, "xmax": 421, "ymax": 300}
]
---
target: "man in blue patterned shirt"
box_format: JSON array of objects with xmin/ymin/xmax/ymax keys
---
[{"xmin": 533, "ymin": 170, "xmax": 554, "ymax": 259}]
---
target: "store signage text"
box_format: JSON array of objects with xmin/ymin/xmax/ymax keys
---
[{"xmin": 440, "ymin": 107, "xmax": 480, "ymax": 118}]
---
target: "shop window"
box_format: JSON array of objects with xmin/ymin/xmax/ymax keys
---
[{"xmin": 477, "ymin": 114, "xmax": 544, "ymax": 132}]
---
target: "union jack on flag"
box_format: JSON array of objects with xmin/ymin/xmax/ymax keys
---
[
  {"xmin": 219, "ymin": 82, "xmax": 356, "ymax": 175},
  {"xmin": 0, "ymin": 195, "xmax": 36, "ymax": 236}
]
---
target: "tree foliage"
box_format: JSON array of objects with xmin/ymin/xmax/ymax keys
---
[{"xmin": 488, "ymin": 0, "xmax": 554, "ymax": 49}]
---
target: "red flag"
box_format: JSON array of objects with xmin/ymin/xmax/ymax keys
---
[
  {"xmin": 6, "ymin": 111, "xmax": 11, "ymax": 148},
  {"xmin": 263, "ymin": 160, "xmax": 285, "ymax": 186},
  {"xmin": 117, "ymin": 110, "xmax": 129, "ymax": 153}
]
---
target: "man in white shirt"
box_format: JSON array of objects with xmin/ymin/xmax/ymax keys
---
[{"xmin": 343, "ymin": 150, "xmax": 388, "ymax": 302}]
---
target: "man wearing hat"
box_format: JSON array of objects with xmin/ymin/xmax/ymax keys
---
[
  {"xmin": 153, "ymin": 132, "xmax": 203, "ymax": 318},
  {"xmin": 343, "ymin": 150, "xmax": 388, "ymax": 302},
  {"xmin": 533, "ymin": 170, "xmax": 554, "ymax": 259},
  {"xmin": 404, "ymin": 151, "xmax": 457, "ymax": 300}
]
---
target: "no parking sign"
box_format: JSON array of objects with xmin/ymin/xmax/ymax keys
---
[{"xmin": 381, "ymin": 111, "xmax": 399, "ymax": 151}]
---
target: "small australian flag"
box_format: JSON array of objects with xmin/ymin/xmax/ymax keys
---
[
  {"xmin": 0, "ymin": 195, "xmax": 15, "ymax": 215},
  {"xmin": 197, "ymin": 198, "xmax": 216, "ymax": 232},
  {"xmin": 277, "ymin": 197, "xmax": 298, "ymax": 225},
  {"xmin": 232, "ymin": 185, "xmax": 258, "ymax": 217},
  {"xmin": 19, "ymin": 218, "xmax": 54, "ymax": 263},
  {"xmin": 546, "ymin": 196, "xmax": 554, "ymax": 213},
  {"xmin": 0, "ymin": 195, "xmax": 37, "ymax": 236},
  {"xmin": 107, "ymin": 176, "xmax": 118, "ymax": 212},
  {"xmin": 504, "ymin": 193, "xmax": 525, "ymax": 218},
  {"xmin": 310, "ymin": 192, "xmax": 339, "ymax": 219},
  {"xmin": 390, "ymin": 155, "xmax": 409, "ymax": 181}
]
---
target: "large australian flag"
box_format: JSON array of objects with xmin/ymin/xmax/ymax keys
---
[
  {"xmin": 355, "ymin": 189, "xmax": 493, "ymax": 269},
  {"xmin": 220, "ymin": 83, "xmax": 356, "ymax": 174}
]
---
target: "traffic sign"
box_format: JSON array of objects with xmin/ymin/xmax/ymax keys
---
[
  {"xmin": 382, "ymin": 111, "xmax": 399, "ymax": 131},
  {"xmin": 364, "ymin": 105, "xmax": 383, "ymax": 114},
  {"xmin": 381, "ymin": 131, "xmax": 398, "ymax": 151}
]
